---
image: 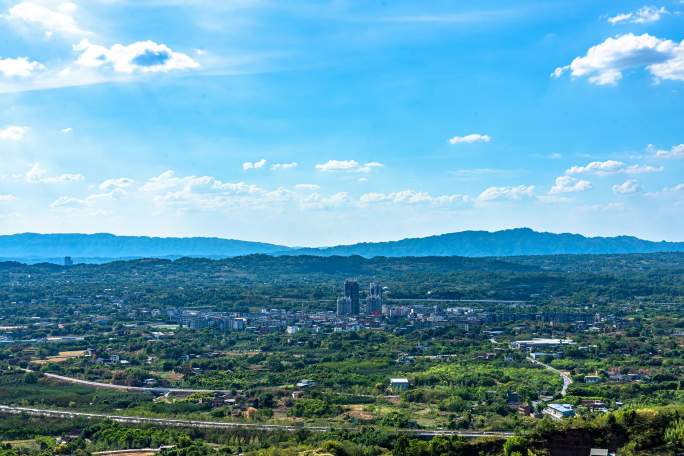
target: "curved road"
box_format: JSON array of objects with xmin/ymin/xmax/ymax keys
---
[
  {"xmin": 22, "ymin": 369, "xmax": 230, "ymax": 394},
  {"xmin": 527, "ymin": 357, "xmax": 572, "ymax": 396},
  {"xmin": 0, "ymin": 405, "xmax": 514, "ymax": 439}
]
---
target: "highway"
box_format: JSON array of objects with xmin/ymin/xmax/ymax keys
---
[
  {"xmin": 0, "ymin": 405, "xmax": 514, "ymax": 439},
  {"xmin": 0, "ymin": 405, "xmax": 329, "ymax": 432}
]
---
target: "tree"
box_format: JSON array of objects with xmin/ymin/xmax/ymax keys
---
[
  {"xmin": 503, "ymin": 436, "xmax": 527, "ymax": 456},
  {"xmin": 665, "ymin": 419, "xmax": 684, "ymax": 450}
]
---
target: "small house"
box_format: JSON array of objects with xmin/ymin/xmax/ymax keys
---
[{"xmin": 390, "ymin": 378, "xmax": 410, "ymax": 390}]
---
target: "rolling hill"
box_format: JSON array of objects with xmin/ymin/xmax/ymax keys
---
[
  {"xmin": 1, "ymin": 228, "xmax": 683, "ymax": 263},
  {"xmin": 287, "ymin": 228, "xmax": 684, "ymax": 257}
]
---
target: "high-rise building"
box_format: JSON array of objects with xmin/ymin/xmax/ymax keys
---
[
  {"xmin": 337, "ymin": 296, "xmax": 352, "ymax": 316},
  {"xmin": 368, "ymin": 282, "xmax": 382, "ymax": 315},
  {"xmin": 344, "ymin": 280, "xmax": 360, "ymax": 314},
  {"xmin": 232, "ymin": 317, "xmax": 247, "ymax": 331},
  {"xmin": 64, "ymin": 256, "xmax": 73, "ymax": 267}
]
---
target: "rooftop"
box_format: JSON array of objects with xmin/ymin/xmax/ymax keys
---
[
  {"xmin": 548, "ymin": 403, "xmax": 574, "ymax": 413},
  {"xmin": 514, "ymin": 338, "xmax": 574, "ymax": 345}
]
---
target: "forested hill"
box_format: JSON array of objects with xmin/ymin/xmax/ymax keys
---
[
  {"xmin": 2, "ymin": 251, "xmax": 684, "ymax": 280},
  {"xmin": 288, "ymin": 228, "xmax": 684, "ymax": 257},
  {"xmin": 2, "ymin": 228, "xmax": 684, "ymax": 263},
  {"xmin": 1, "ymin": 253, "xmax": 683, "ymax": 303}
]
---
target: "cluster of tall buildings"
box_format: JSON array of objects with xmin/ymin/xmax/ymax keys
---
[{"xmin": 336, "ymin": 279, "xmax": 383, "ymax": 316}]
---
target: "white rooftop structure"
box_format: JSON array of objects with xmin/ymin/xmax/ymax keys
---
[
  {"xmin": 390, "ymin": 378, "xmax": 410, "ymax": 389},
  {"xmin": 511, "ymin": 338, "xmax": 574, "ymax": 350},
  {"xmin": 543, "ymin": 403, "xmax": 575, "ymax": 420},
  {"xmin": 589, "ymin": 450, "xmax": 611, "ymax": 456}
]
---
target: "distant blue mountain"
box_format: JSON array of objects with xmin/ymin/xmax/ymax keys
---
[
  {"xmin": 1, "ymin": 228, "xmax": 683, "ymax": 263},
  {"xmin": 285, "ymin": 228, "xmax": 684, "ymax": 258},
  {"xmin": 0, "ymin": 233, "xmax": 288, "ymax": 263}
]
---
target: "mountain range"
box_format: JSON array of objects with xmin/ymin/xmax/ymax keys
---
[
  {"xmin": 1, "ymin": 228, "xmax": 684, "ymax": 264},
  {"xmin": 0, "ymin": 233, "xmax": 286, "ymax": 263}
]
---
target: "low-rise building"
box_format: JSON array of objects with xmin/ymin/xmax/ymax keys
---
[
  {"xmin": 589, "ymin": 449, "xmax": 615, "ymax": 456},
  {"xmin": 543, "ymin": 403, "xmax": 575, "ymax": 420},
  {"xmin": 390, "ymin": 378, "xmax": 410, "ymax": 390},
  {"xmin": 511, "ymin": 338, "xmax": 574, "ymax": 350},
  {"xmin": 296, "ymin": 379, "xmax": 317, "ymax": 388}
]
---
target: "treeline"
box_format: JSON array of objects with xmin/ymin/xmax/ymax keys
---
[
  {"xmin": 2, "ymin": 253, "xmax": 684, "ymax": 316},
  {"xmin": 2, "ymin": 405, "xmax": 684, "ymax": 455}
]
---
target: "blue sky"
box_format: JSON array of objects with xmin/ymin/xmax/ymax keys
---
[{"xmin": 0, "ymin": 0, "xmax": 683, "ymax": 246}]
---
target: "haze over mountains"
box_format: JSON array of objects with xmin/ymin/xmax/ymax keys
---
[
  {"xmin": 2, "ymin": 228, "xmax": 684, "ymax": 264},
  {"xmin": 0, "ymin": 233, "xmax": 286, "ymax": 263}
]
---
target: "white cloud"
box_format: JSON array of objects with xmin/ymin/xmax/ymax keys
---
[
  {"xmin": 50, "ymin": 188, "xmax": 126, "ymax": 212},
  {"xmin": 663, "ymin": 183, "xmax": 684, "ymax": 193},
  {"xmin": 50, "ymin": 195, "xmax": 87, "ymax": 209},
  {"xmin": 99, "ymin": 177, "xmax": 134, "ymax": 190},
  {"xmin": 139, "ymin": 170, "xmax": 180, "ymax": 193},
  {"xmin": 613, "ymin": 179, "xmax": 642, "ymax": 195},
  {"xmin": 61, "ymin": 127, "xmax": 73, "ymax": 133},
  {"xmin": 551, "ymin": 67, "xmax": 566, "ymax": 79},
  {"xmin": 0, "ymin": 57, "xmax": 45, "ymax": 78},
  {"xmin": 549, "ymin": 176, "xmax": 592, "ymax": 194},
  {"xmin": 25, "ymin": 163, "xmax": 84, "ymax": 183},
  {"xmin": 138, "ymin": 170, "xmax": 468, "ymax": 213},
  {"xmin": 0, "ymin": 194, "xmax": 17, "ymax": 202},
  {"xmin": 271, "ymin": 162, "xmax": 298, "ymax": 170},
  {"xmin": 74, "ymin": 39, "xmax": 199, "ymax": 74},
  {"xmin": 360, "ymin": 190, "xmax": 469, "ymax": 206},
  {"xmin": 552, "ymin": 33, "xmax": 684, "ymax": 85},
  {"xmin": 89, "ymin": 168, "xmax": 596, "ymax": 217},
  {"xmin": 608, "ymin": 6, "xmax": 669, "ymax": 25},
  {"xmin": 607, "ymin": 13, "xmax": 633, "ymax": 25},
  {"xmin": 315, "ymin": 160, "xmax": 384, "ymax": 173},
  {"xmin": 650, "ymin": 143, "xmax": 684, "ymax": 158},
  {"xmin": 565, "ymin": 160, "xmax": 662, "ymax": 175},
  {"xmin": 242, "ymin": 159, "xmax": 267, "ymax": 171},
  {"xmin": 141, "ymin": 170, "xmax": 248, "ymax": 194},
  {"xmin": 140, "ymin": 170, "xmax": 291, "ymax": 212},
  {"xmin": 0, "ymin": 125, "xmax": 28, "ymax": 141},
  {"xmin": 646, "ymin": 183, "xmax": 684, "ymax": 198},
  {"xmin": 299, "ymin": 192, "xmax": 350, "ymax": 210},
  {"xmin": 476, "ymin": 185, "xmax": 535, "ymax": 202},
  {"xmin": 448, "ymin": 133, "xmax": 491, "ymax": 144},
  {"xmin": 582, "ymin": 202, "xmax": 627, "ymax": 213},
  {"xmin": 7, "ymin": 2, "xmax": 85, "ymax": 37},
  {"xmin": 0, "ymin": 39, "xmax": 201, "ymax": 94},
  {"xmin": 537, "ymin": 194, "xmax": 572, "ymax": 204},
  {"xmin": 294, "ymin": 183, "xmax": 320, "ymax": 191}
]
